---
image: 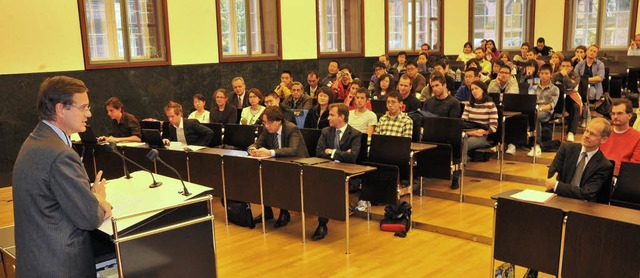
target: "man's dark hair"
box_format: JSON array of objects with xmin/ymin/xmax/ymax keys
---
[
  {"xmin": 521, "ymin": 42, "xmax": 530, "ymax": 48},
  {"xmin": 264, "ymin": 91, "xmax": 280, "ymax": 100},
  {"xmin": 356, "ymin": 87, "xmax": 370, "ymax": 99},
  {"xmin": 329, "ymin": 60, "xmax": 340, "ymax": 67},
  {"xmin": 537, "ymin": 37, "xmax": 545, "ymax": 43},
  {"xmin": 373, "ymin": 61, "xmax": 386, "ymax": 70},
  {"xmin": 339, "ymin": 66, "xmax": 351, "ymax": 73},
  {"xmin": 429, "ymin": 72, "xmax": 447, "ymax": 86},
  {"xmin": 262, "ymin": 105, "xmax": 285, "ymax": 122},
  {"xmin": 329, "ymin": 103, "xmax": 350, "ymax": 123},
  {"xmin": 465, "ymin": 58, "xmax": 481, "ymax": 70},
  {"xmin": 434, "ymin": 60, "xmax": 447, "ymax": 69},
  {"xmin": 398, "ymin": 51, "xmax": 407, "ymax": 58},
  {"xmin": 281, "ymin": 70, "xmax": 292, "ymax": 77},
  {"xmin": 351, "ymin": 78, "xmax": 364, "ymax": 88},
  {"xmin": 386, "ymin": 90, "xmax": 402, "ymax": 102},
  {"xmin": 105, "ymin": 97, "xmax": 124, "ymax": 110},
  {"xmin": 37, "ymin": 76, "xmax": 88, "ymax": 121},
  {"xmin": 612, "ymin": 98, "xmax": 634, "ymax": 114},
  {"xmin": 561, "ymin": 57, "xmax": 573, "ymax": 65},
  {"xmin": 465, "ymin": 67, "xmax": 479, "ymax": 77},
  {"xmin": 406, "ymin": 61, "xmax": 418, "ymax": 68},
  {"xmin": 538, "ymin": 64, "xmax": 552, "ymax": 73},
  {"xmin": 307, "ymin": 70, "xmax": 319, "ymax": 78}
]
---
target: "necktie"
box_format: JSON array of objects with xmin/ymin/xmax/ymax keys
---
[
  {"xmin": 570, "ymin": 152, "xmax": 588, "ymax": 187},
  {"xmin": 237, "ymin": 97, "xmax": 242, "ymax": 109},
  {"xmin": 334, "ymin": 129, "xmax": 342, "ymax": 152},
  {"xmin": 273, "ymin": 133, "xmax": 280, "ymax": 149}
]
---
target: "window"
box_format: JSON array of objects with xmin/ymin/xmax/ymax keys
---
[
  {"xmin": 567, "ymin": 0, "xmax": 638, "ymax": 49},
  {"xmin": 216, "ymin": 0, "xmax": 281, "ymax": 61},
  {"xmin": 470, "ymin": 0, "xmax": 532, "ymax": 50},
  {"xmin": 79, "ymin": 0, "xmax": 169, "ymax": 69},
  {"xmin": 386, "ymin": 0, "xmax": 442, "ymax": 53},
  {"xmin": 317, "ymin": 0, "xmax": 363, "ymax": 56}
]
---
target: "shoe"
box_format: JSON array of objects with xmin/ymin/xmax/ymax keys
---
[
  {"xmin": 273, "ymin": 210, "xmax": 290, "ymax": 228},
  {"xmin": 253, "ymin": 212, "xmax": 274, "ymax": 224},
  {"xmin": 355, "ymin": 200, "xmax": 369, "ymax": 212},
  {"xmin": 567, "ymin": 132, "xmax": 575, "ymax": 142},
  {"xmin": 527, "ymin": 145, "xmax": 542, "ymax": 157},
  {"xmin": 525, "ymin": 269, "xmax": 538, "ymax": 278},
  {"xmin": 505, "ymin": 144, "xmax": 516, "ymax": 155},
  {"xmin": 311, "ymin": 224, "xmax": 328, "ymax": 241},
  {"xmin": 450, "ymin": 176, "xmax": 459, "ymax": 189}
]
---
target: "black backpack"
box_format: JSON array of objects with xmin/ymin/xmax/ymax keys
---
[{"xmin": 380, "ymin": 201, "xmax": 412, "ymax": 237}]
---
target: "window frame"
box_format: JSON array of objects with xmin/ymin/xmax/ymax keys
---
[
  {"xmin": 563, "ymin": 0, "xmax": 639, "ymax": 51},
  {"xmin": 467, "ymin": 0, "xmax": 535, "ymax": 51},
  {"xmin": 384, "ymin": 0, "xmax": 444, "ymax": 55},
  {"xmin": 316, "ymin": 0, "xmax": 365, "ymax": 58},
  {"xmin": 78, "ymin": 0, "xmax": 172, "ymax": 70},
  {"xmin": 215, "ymin": 0, "xmax": 283, "ymax": 63}
]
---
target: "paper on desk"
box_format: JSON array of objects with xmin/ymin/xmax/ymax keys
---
[
  {"xmin": 117, "ymin": 142, "xmax": 147, "ymax": 147},
  {"xmin": 510, "ymin": 189, "xmax": 556, "ymax": 203}
]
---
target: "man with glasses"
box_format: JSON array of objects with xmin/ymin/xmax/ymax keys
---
[
  {"xmin": 375, "ymin": 91, "xmax": 413, "ymax": 138},
  {"xmin": 404, "ymin": 61, "xmax": 427, "ymax": 94},
  {"xmin": 599, "ymin": 99, "xmax": 640, "ymax": 176},
  {"xmin": 248, "ymin": 106, "xmax": 309, "ymax": 228},
  {"xmin": 284, "ymin": 81, "xmax": 313, "ymax": 110},
  {"xmin": 13, "ymin": 76, "xmax": 112, "ymax": 277},
  {"xmin": 454, "ymin": 68, "xmax": 480, "ymax": 104},
  {"xmin": 488, "ymin": 64, "xmax": 519, "ymax": 94}
]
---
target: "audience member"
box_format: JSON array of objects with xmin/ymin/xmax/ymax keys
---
[
  {"xmin": 549, "ymin": 52, "xmax": 564, "ymax": 73},
  {"xmin": 393, "ymin": 51, "xmax": 408, "ymax": 75},
  {"xmin": 397, "ymin": 74, "xmax": 420, "ymax": 113},
  {"xmin": 574, "ymin": 44, "xmax": 605, "ymax": 101},
  {"xmin": 462, "ymin": 80, "xmax": 498, "ymax": 155},
  {"xmin": 304, "ymin": 87, "xmax": 333, "ymax": 129},
  {"xmin": 375, "ymin": 90, "xmax": 413, "ymax": 138},
  {"xmin": 210, "ymin": 88, "xmax": 237, "ymax": 124},
  {"xmin": 284, "ymin": 81, "xmax": 313, "ymax": 110},
  {"xmin": 230, "ymin": 76, "xmax": 250, "ymax": 109},
  {"xmin": 380, "ymin": 54, "xmax": 399, "ymax": 80},
  {"xmin": 344, "ymin": 79, "xmax": 370, "ymax": 110},
  {"xmin": 465, "ymin": 58, "xmax": 491, "ymax": 83},
  {"xmin": 498, "ymin": 51, "xmax": 517, "ymax": 75},
  {"xmin": 519, "ymin": 59, "xmax": 539, "ymax": 84},
  {"xmin": 432, "ymin": 61, "xmax": 455, "ymax": 92},
  {"xmin": 474, "ymin": 47, "xmax": 492, "ymax": 75},
  {"xmin": 513, "ymin": 43, "xmax": 530, "ymax": 62},
  {"xmin": 321, "ymin": 60, "xmax": 340, "ymax": 87},
  {"xmin": 240, "ymin": 88, "xmax": 266, "ymax": 125},
  {"xmin": 571, "ymin": 45, "xmax": 587, "ymax": 67},
  {"xmin": 404, "ymin": 61, "xmax": 428, "ymax": 93},
  {"xmin": 259, "ymin": 91, "xmax": 296, "ymax": 124},
  {"xmin": 528, "ymin": 64, "xmax": 559, "ymax": 157},
  {"xmin": 368, "ymin": 61, "xmax": 390, "ymax": 92},
  {"xmin": 416, "ymin": 53, "xmax": 430, "ymax": 76},
  {"xmin": 248, "ymin": 105, "xmax": 309, "ymax": 228},
  {"xmin": 348, "ymin": 88, "xmax": 377, "ymax": 138},
  {"xmin": 528, "ymin": 49, "xmax": 545, "ymax": 68},
  {"xmin": 599, "ymin": 99, "xmax": 640, "ymax": 175},
  {"xmin": 533, "ymin": 37, "xmax": 553, "ymax": 57},
  {"xmin": 188, "ymin": 93, "xmax": 211, "ymax": 124},
  {"xmin": 98, "ymin": 97, "xmax": 142, "ymax": 143},
  {"xmin": 456, "ymin": 42, "xmax": 476, "ymax": 63},
  {"xmin": 488, "ymin": 64, "xmax": 519, "ymax": 94},
  {"xmin": 372, "ymin": 73, "xmax": 392, "ymax": 100},
  {"xmin": 274, "ymin": 70, "xmax": 294, "ymax": 99},
  {"xmin": 163, "ymin": 101, "xmax": 213, "ymax": 146},
  {"xmin": 306, "ymin": 70, "xmax": 321, "ymax": 98},
  {"xmin": 331, "ymin": 66, "xmax": 354, "ymax": 100},
  {"xmin": 313, "ymin": 103, "xmax": 362, "ymax": 240},
  {"xmin": 485, "ymin": 39, "xmax": 501, "ymax": 61},
  {"xmin": 552, "ymin": 59, "xmax": 582, "ymax": 142},
  {"xmin": 422, "ymin": 73, "xmax": 461, "ymax": 118},
  {"xmin": 627, "ymin": 34, "xmax": 640, "ymax": 56},
  {"xmin": 455, "ymin": 68, "xmax": 480, "ymax": 104}
]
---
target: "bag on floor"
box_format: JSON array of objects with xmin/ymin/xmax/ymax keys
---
[
  {"xmin": 494, "ymin": 262, "xmax": 515, "ymax": 278},
  {"xmin": 380, "ymin": 201, "xmax": 411, "ymax": 237},
  {"xmin": 222, "ymin": 199, "xmax": 255, "ymax": 229}
]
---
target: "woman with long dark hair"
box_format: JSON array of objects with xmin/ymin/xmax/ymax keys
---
[{"xmin": 462, "ymin": 80, "xmax": 498, "ymax": 155}]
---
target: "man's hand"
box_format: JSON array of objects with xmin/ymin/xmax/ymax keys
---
[
  {"xmin": 545, "ymin": 172, "xmax": 558, "ymax": 191},
  {"xmin": 465, "ymin": 129, "xmax": 485, "ymax": 137},
  {"xmin": 162, "ymin": 138, "xmax": 170, "ymax": 146},
  {"xmin": 324, "ymin": 148, "xmax": 333, "ymax": 155},
  {"xmin": 560, "ymin": 68, "xmax": 568, "ymax": 77},
  {"xmin": 92, "ymin": 170, "xmax": 107, "ymax": 198},
  {"xmin": 249, "ymin": 147, "xmax": 272, "ymax": 157}
]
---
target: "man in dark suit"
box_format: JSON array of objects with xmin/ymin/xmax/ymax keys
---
[
  {"xmin": 162, "ymin": 101, "xmax": 214, "ymax": 146},
  {"xmin": 313, "ymin": 103, "xmax": 362, "ymax": 240},
  {"xmin": 527, "ymin": 118, "xmax": 613, "ymax": 278},
  {"xmin": 13, "ymin": 76, "xmax": 112, "ymax": 277},
  {"xmin": 248, "ymin": 105, "xmax": 309, "ymax": 227},
  {"xmin": 229, "ymin": 76, "xmax": 250, "ymax": 109}
]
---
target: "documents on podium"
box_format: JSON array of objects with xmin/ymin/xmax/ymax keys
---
[
  {"xmin": 510, "ymin": 189, "xmax": 556, "ymax": 203},
  {"xmin": 98, "ymin": 171, "xmax": 211, "ymax": 235}
]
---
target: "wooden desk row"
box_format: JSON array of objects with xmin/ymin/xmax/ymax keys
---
[
  {"xmin": 491, "ymin": 189, "xmax": 640, "ymax": 277},
  {"xmin": 73, "ymin": 143, "xmax": 375, "ymax": 253}
]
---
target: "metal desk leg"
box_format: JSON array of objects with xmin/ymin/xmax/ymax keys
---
[
  {"xmin": 221, "ymin": 160, "xmax": 229, "ymax": 226},
  {"xmin": 300, "ymin": 168, "xmax": 306, "ymax": 243},
  {"xmin": 345, "ymin": 176, "xmax": 351, "ymax": 255},
  {"xmin": 490, "ymin": 201, "xmax": 497, "ymax": 277},
  {"xmin": 557, "ymin": 215, "xmax": 568, "ymax": 277},
  {"xmin": 259, "ymin": 164, "xmax": 266, "ymax": 234},
  {"xmin": 409, "ymin": 152, "xmax": 414, "ymax": 207}
]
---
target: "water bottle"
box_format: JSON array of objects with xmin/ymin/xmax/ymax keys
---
[{"xmin": 455, "ymin": 69, "xmax": 462, "ymax": 83}]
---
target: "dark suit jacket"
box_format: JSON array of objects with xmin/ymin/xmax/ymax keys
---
[
  {"xmin": 316, "ymin": 125, "xmax": 362, "ymax": 163},
  {"xmin": 163, "ymin": 118, "xmax": 214, "ymax": 146},
  {"xmin": 229, "ymin": 92, "xmax": 250, "ymax": 109},
  {"xmin": 210, "ymin": 104, "xmax": 238, "ymax": 124},
  {"xmin": 548, "ymin": 142, "xmax": 613, "ymax": 201},
  {"xmin": 13, "ymin": 122, "xmax": 105, "ymax": 277},
  {"xmin": 250, "ymin": 121, "xmax": 309, "ymax": 157}
]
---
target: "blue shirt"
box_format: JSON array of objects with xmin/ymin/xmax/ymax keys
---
[{"xmin": 454, "ymin": 85, "xmax": 472, "ymax": 102}]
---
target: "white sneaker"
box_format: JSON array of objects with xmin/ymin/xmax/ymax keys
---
[
  {"xmin": 355, "ymin": 200, "xmax": 369, "ymax": 212},
  {"xmin": 505, "ymin": 144, "xmax": 516, "ymax": 155},
  {"xmin": 567, "ymin": 132, "xmax": 574, "ymax": 142},
  {"xmin": 527, "ymin": 145, "xmax": 542, "ymax": 157}
]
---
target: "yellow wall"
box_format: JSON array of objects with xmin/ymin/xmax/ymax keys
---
[
  {"xmin": 281, "ymin": 0, "xmax": 317, "ymax": 60},
  {"xmin": 534, "ymin": 0, "xmax": 565, "ymax": 51},
  {"xmin": 443, "ymin": 0, "xmax": 469, "ymax": 55},
  {"xmin": 364, "ymin": 0, "xmax": 385, "ymax": 57},
  {"xmin": 0, "ymin": 1, "xmax": 84, "ymax": 74},
  {"xmin": 167, "ymin": 0, "xmax": 218, "ymax": 65}
]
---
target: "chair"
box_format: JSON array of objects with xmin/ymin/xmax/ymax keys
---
[
  {"xmin": 502, "ymin": 93, "xmax": 538, "ymax": 162},
  {"xmin": 140, "ymin": 120, "xmax": 162, "ymax": 131},
  {"xmin": 299, "ymin": 128, "xmax": 322, "ymax": 157},
  {"xmin": 595, "ymin": 159, "xmax": 616, "ymax": 205},
  {"xmin": 610, "ymin": 162, "xmax": 640, "ymax": 210},
  {"xmin": 360, "ymin": 134, "xmax": 412, "ymax": 205},
  {"xmin": 202, "ymin": 123, "xmax": 223, "ymax": 147},
  {"xmin": 548, "ymin": 82, "xmax": 567, "ymax": 141},
  {"xmin": 222, "ymin": 123, "xmax": 258, "ymax": 150},
  {"xmin": 416, "ymin": 117, "xmax": 465, "ymax": 199}
]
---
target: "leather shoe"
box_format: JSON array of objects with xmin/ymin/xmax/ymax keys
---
[
  {"xmin": 253, "ymin": 213, "xmax": 274, "ymax": 224},
  {"xmin": 273, "ymin": 211, "xmax": 290, "ymax": 228},
  {"xmin": 311, "ymin": 224, "xmax": 327, "ymax": 241}
]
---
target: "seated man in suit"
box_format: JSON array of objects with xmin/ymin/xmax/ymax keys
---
[
  {"xmin": 162, "ymin": 101, "xmax": 214, "ymax": 147},
  {"xmin": 526, "ymin": 118, "xmax": 613, "ymax": 278},
  {"xmin": 248, "ymin": 106, "xmax": 309, "ymax": 227},
  {"xmin": 314, "ymin": 103, "xmax": 362, "ymax": 240}
]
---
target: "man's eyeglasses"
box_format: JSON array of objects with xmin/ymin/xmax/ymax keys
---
[{"xmin": 67, "ymin": 104, "xmax": 91, "ymax": 113}]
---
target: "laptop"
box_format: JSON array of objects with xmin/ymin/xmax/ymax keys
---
[
  {"xmin": 141, "ymin": 129, "xmax": 165, "ymax": 148},
  {"xmin": 78, "ymin": 125, "xmax": 99, "ymax": 144}
]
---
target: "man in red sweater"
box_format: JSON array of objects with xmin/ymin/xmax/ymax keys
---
[{"xmin": 600, "ymin": 99, "xmax": 640, "ymax": 175}]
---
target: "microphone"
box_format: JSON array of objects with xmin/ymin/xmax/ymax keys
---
[
  {"xmin": 106, "ymin": 142, "xmax": 163, "ymax": 188},
  {"xmin": 108, "ymin": 143, "xmax": 131, "ymax": 179},
  {"xmin": 146, "ymin": 149, "xmax": 191, "ymax": 196}
]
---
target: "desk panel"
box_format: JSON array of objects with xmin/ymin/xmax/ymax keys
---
[
  {"xmin": 222, "ymin": 155, "xmax": 261, "ymax": 204},
  {"xmin": 261, "ymin": 159, "xmax": 301, "ymax": 212},
  {"xmin": 188, "ymin": 152, "xmax": 223, "ymax": 197},
  {"xmin": 302, "ymin": 165, "xmax": 346, "ymax": 221}
]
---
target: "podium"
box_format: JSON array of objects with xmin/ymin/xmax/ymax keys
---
[{"xmin": 95, "ymin": 171, "xmax": 217, "ymax": 277}]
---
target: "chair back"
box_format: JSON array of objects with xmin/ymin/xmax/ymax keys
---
[
  {"xmin": 223, "ymin": 124, "xmax": 257, "ymax": 150},
  {"xmin": 503, "ymin": 93, "xmax": 537, "ymax": 129},
  {"xmin": 140, "ymin": 120, "xmax": 162, "ymax": 131},
  {"xmin": 299, "ymin": 128, "xmax": 322, "ymax": 157},
  {"xmin": 422, "ymin": 117, "xmax": 463, "ymax": 159},
  {"xmin": 369, "ymin": 134, "xmax": 411, "ymax": 166},
  {"xmin": 610, "ymin": 162, "xmax": 640, "ymax": 210},
  {"xmin": 202, "ymin": 123, "xmax": 223, "ymax": 147},
  {"xmin": 370, "ymin": 99, "xmax": 387, "ymax": 114}
]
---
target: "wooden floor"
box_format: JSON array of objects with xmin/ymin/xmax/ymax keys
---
[{"xmin": 0, "ymin": 133, "xmax": 574, "ymax": 277}]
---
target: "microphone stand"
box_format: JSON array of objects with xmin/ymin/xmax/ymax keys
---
[
  {"xmin": 147, "ymin": 149, "xmax": 191, "ymax": 196},
  {"xmin": 107, "ymin": 143, "xmax": 162, "ymax": 188}
]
